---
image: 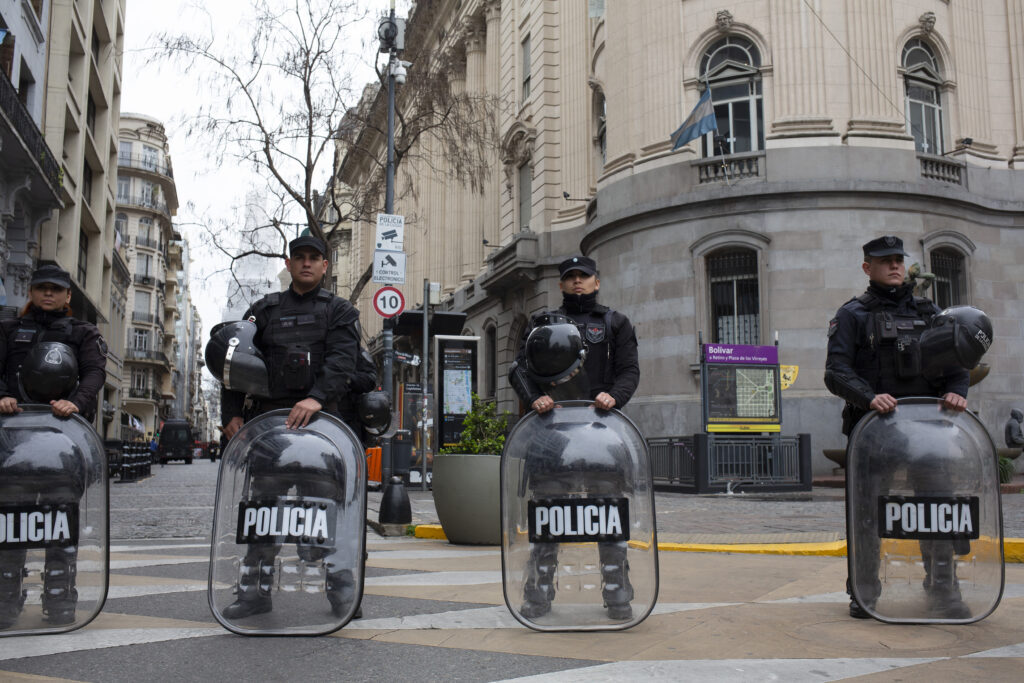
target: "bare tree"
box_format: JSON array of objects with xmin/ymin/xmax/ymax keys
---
[{"xmin": 155, "ymin": 0, "xmax": 499, "ymax": 304}]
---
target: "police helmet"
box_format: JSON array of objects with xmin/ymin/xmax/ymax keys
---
[
  {"xmin": 920, "ymin": 305, "xmax": 994, "ymax": 381},
  {"xmin": 17, "ymin": 342, "xmax": 79, "ymax": 403},
  {"xmin": 205, "ymin": 320, "xmax": 271, "ymax": 397},
  {"xmin": 524, "ymin": 313, "xmax": 587, "ymax": 387},
  {"xmin": 358, "ymin": 390, "xmax": 392, "ymax": 436}
]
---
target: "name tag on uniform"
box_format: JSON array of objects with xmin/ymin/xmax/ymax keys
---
[
  {"xmin": 0, "ymin": 504, "xmax": 79, "ymax": 549},
  {"xmin": 878, "ymin": 495, "xmax": 980, "ymax": 540},
  {"xmin": 13, "ymin": 328, "xmax": 36, "ymax": 344},
  {"xmin": 236, "ymin": 498, "xmax": 337, "ymax": 545},
  {"xmin": 528, "ymin": 497, "xmax": 629, "ymax": 543}
]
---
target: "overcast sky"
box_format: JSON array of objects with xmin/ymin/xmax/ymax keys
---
[{"xmin": 120, "ymin": 0, "xmax": 398, "ymax": 359}]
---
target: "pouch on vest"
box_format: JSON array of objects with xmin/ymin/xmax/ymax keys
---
[{"xmin": 282, "ymin": 347, "xmax": 313, "ymax": 391}]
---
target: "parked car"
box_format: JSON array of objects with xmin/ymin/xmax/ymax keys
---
[{"xmin": 158, "ymin": 419, "xmax": 195, "ymax": 464}]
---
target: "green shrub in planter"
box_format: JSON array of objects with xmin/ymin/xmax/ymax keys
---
[
  {"xmin": 998, "ymin": 456, "xmax": 1015, "ymax": 485},
  {"xmin": 439, "ymin": 393, "xmax": 511, "ymax": 455}
]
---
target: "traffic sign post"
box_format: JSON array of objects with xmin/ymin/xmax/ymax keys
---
[{"xmin": 373, "ymin": 286, "xmax": 406, "ymax": 319}]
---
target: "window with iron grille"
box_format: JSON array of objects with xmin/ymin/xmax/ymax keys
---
[
  {"xmin": 930, "ymin": 248, "xmax": 966, "ymax": 309},
  {"xmin": 707, "ymin": 248, "xmax": 760, "ymax": 344}
]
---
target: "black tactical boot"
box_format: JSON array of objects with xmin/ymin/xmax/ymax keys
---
[
  {"xmin": 848, "ymin": 598, "xmax": 873, "ymax": 619},
  {"xmin": 599, "ymin": 542, "xmax": 633, "ymax": 620},
  {"xmin": 0, "ymin": 552, "xmax": 28, "ymax": 629},
  {"xmin": 521, "ymin": 543, "xmax": 558, "ymax": 618},
  {"xmin": 40, "ymin": 548, "xmax": 78, "ymax": 626},
  {"xmin": 326, "ymin": 569, "xmax": 358, "ymax": 618},
  {"xmin": 223, "ymin": 562, "xmax": 274, "ymax": 619},
  {"xmin": 922, "ymin": 543, "xmax": 971, "ymax": 619}
]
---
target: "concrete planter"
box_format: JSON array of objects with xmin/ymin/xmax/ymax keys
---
[{"xmin": 431, "ymin": 453, "xmax": 501, "ymax": 545}]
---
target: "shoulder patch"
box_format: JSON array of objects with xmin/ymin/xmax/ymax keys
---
[
  {"xmin": 827, "ymin": 317, "xmax": 839, "ymax": 338},
  {"xmin": 97, "ymin": 338, "xmax": 109, "ymax": 356}
]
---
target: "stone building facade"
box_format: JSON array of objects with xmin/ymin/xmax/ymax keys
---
[
  {"xmin": 117, "ymin": 112, "xmax": 179, "ymax": 437},
  {"xmin": 338, "ymin": 0, "xmax": 1024, "ymax": 473}
]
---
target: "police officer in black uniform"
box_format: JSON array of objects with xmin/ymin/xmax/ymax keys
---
[
  {"xmin": 510, "ymin": 256, "xmax": 639, "ymax": 415},
  {"xmin": 824, "ymin": 236, "xmax": 970, "ymax": 619},
  {"xmin": 509, "ymin": 255, "xmax": 640, "ymax": 620},
  {"xmin": 219, "ymin": 235, "xmax": 363, "ymax": 620},
  {"xmin": 0, "ymin": 264, "xmax": 107, "ymax": 627}
]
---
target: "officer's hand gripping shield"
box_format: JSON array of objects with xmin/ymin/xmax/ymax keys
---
[
  {"xmin": 0, "ymin": 407, "xmax": 107, "ymax": 636},
  {"xmin": 847, "ymin": 397, "xmax": 1003, "ymax": 624},
  {"xmin": 501, "ymin": 401, "xmax": 658, "ymax": 631},
  {"xmin": 209, "ymin": 410, "xmax": 366, "ymax": 636}
]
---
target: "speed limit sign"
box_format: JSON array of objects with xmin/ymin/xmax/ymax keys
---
[{"xmin": 373, "ymin": 286, "xmax": 405, "ymax": 318}]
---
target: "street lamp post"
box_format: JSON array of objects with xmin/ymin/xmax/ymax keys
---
[{"xmin": 377, "ymin": 3, "xmax": 412, "ymax": 526}]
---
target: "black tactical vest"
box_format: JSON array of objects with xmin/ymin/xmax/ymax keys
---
[
  {"xmin": 852, "ymin": 292, "xmax": 935, "ymax": 398},
  {"xmin": 2, "ymin": 315, "xmax": 74, "ymax": 398},
  {"xmin": 253, "ymin": 290, "xmax": 332, "ymax": 400}
]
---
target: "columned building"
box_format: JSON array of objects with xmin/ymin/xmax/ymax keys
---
[
  {"xmin": 117, "ymin": 112, "xmax": 179, "ymax": 437},
  {"xmin": 337, "ymin": 0, "xmax": 1024, "ymax": 472}
]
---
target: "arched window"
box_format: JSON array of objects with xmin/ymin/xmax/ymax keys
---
[
  {"xmin": 707, "ymin": 248, "xmax": 760, "ymax": 344},
  {"xmin": 929, "ymin": 247, "xmax": 966, "ymax": 308},
  {"xmin": 902, "ymin": 39, "xmax": 944, "ymax": 155},
  {"xmin": 699, "ymin": 36, "xmax": 763, "ymax": 157}
]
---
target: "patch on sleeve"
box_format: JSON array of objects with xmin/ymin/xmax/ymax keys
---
[
  {"xmin": 97, "ymin": 338, "xmax": 108, "ymax": 356},
  {"xmin": 827, "ymin": 318, "xmax": 839, "ymax": 338}
]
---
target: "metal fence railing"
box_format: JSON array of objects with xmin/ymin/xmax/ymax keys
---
[{"xmin": 646, "ymin": 432, "xmax": 811, "ymax": 493}]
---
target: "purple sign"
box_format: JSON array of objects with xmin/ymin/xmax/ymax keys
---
[{"xmin": 703, "ymin": 343, "xmax": 778, "ymax": 365}]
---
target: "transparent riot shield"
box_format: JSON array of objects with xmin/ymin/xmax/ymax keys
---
[
  {"xmin": 209, "ymin": 410, "xmax": 365, "ymax": 636},
  {"xmin": 847, "ymin": 397, "xmax": 1003, "ymax": 624},
  {"xmin": 0, "ymin": 406, "xmax": 107, "ymax": 636},
  {"xmin": 501, "ymin": 401, "xmax": 658, "ymax": 631}
]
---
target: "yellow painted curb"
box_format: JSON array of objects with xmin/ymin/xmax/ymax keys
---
[
  {"xmin": 408, "ymin": 526, "xmax": 1024, "ymax": 562},
  {"xmin": 413, "ymin": 524, "xmax": 447, "ymax": 540},
  {"xmin": 659, "ymin": 540, "xmax": 848, "ymax": 557}
]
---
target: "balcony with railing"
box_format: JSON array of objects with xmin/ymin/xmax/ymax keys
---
[
  {"xmin": 131, "ymin": 311, "xmax": 163, "ymax": 327},
  {"xmin": 135, "ymin": 235, "xmax": 160, "ymax": 250},
  {"xmin": 117, "ymin": 153, "xmax": 174, "ymax": 179},
  {"xmin": 117, "ymin": 193, "xmax": 171, "ymax": 218},
  {"xmin": 125, "ymin": 348, "xmax": 170, "ymax": 367},
  {"xmin": 127, "ymin": 387, "xmax": 162, "ymax": 402},
  {"xmin": 0, "ymin": 69, "xmax": 63, "ymax": 204},
  {"xmin": 133, "ymin": 273, "xmax": 159, "ymax": 287},
  {"xmin": 694, "ymin": 151, "xmax": 765, "ymax": 185},
  {"xmin": 918, "ymin": 154, "xmax": 966, "ymax": 188}
]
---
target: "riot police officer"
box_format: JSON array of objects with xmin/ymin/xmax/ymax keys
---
[
  {"xmin": 824, "ymin": 236, "xmax": 970, "ymax": 619},
  {"xmin": 0, "ymin": 264, "xmax": 107, "ymax": 627},
  {"xmin": 217, "ymin": 235, "xmax": 363, "ymax": 620},
  {"xmin": 510, "ymin": 256, "xmax": 639, "ymax": 414},
  {"xmin": 509, "ymin": 255, "xmax": 640, "ymax": 620}
]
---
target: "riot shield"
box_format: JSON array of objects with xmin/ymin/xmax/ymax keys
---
[
  {"xmin": 847, "ymin": 397, "xmax": 1003, "ymax": 624},
  {"xmin": 501, "ymin": 401, "xmax": 658, "ymax": 631},
  {"xmin": 209, "ymin": 410, "xmax": 366, "ymax": 636},
  {"xmin": 0, "ymin": 406, "xmax": 107, "ymax": 636}
]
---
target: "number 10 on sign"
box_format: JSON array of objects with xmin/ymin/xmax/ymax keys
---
[{"xmin": 373, "ymin": 286, "xmax": 405, "ymax": 318}]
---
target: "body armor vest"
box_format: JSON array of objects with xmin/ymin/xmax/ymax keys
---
[
  {"xmin": 2, "ymin": 316, "xmax": 74, "ymax": 399},
  {"xmin": 852, "ymin": 293, "xmax": 934, "ymax": 398},
  {"xmin": 253, "ymin": 291, "xmax": 332, "ymax": 401}
]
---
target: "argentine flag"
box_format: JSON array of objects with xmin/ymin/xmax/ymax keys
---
[{"xmin": 670, "ymin": 88, "xmax": 717, "ymax": 150}]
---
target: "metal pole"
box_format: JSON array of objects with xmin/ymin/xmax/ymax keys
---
[
  {"xmin": 421, "ymin": 278, "xmax": 429, "ymax": 491},
  {"xmin": 378, "ymin": 4, "xmax": 411, "ymax": 524}
]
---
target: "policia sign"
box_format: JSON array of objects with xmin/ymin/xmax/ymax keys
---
[
  {"xmin": 0, "ymin": 504, "xmax": 78, "ymax": 549},
  {"xmin": 878, "ymin": 495, "xmax": 980, "ymax": 540},
  {"xmin": 528, "ymin": 498, "xmax": 629, "ymax": 543},
  {"xmin": 236, "ymin": 498, "xmax": 337, "ymax": 545}
]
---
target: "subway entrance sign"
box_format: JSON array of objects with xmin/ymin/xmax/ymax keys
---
[{"xmin": 700, "ymin": 343, "xmax": 781, "ymax": 433}]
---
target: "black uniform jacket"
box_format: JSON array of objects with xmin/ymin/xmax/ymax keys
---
[
  {"xmin": 0, "ymin": 306, "xmax": 108, "ymax": 419},
  {"xmin": 221, "ymin": 285, "xmax": 360, "ymax": 424},
  {"xmin": 511, "ymin": 292, "xmax": 640, "ymax": 408},
  {"xmin": 824, "ymin": 282, "xmax": 969, "ymax": 433}
]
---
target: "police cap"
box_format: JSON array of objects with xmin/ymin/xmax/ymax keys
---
[
  {"xmin": 29, "ymin": 264, "xmax": 72, "ymax": 289},
  {"xmin": 558, "ymin": 255, "xmax": 597, "ymax": 280},
  {"xmin": 862, "ymin": 236, "xmax": 909, "ymax": 259},
  {"xmin": 289, "ymin": 235, "xmax": 328, "ymax": 259}
]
